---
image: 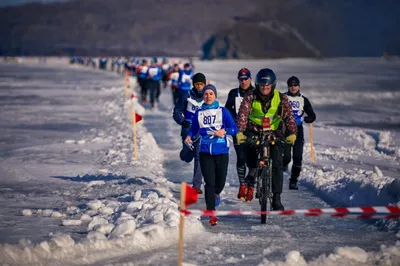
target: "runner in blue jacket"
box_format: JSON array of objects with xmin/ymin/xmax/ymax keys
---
[
  {"xmin": 185, "ymin": 84, "xmax": 238, "ymax": 226},
  {"xmin": 146, "ymin": 58, "xmax": 162, "ymax": 108}
]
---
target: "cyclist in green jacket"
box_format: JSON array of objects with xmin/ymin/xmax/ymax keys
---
[{"xmin": 236, "ymin": 68, "xmax": 297, "ymax": 210}]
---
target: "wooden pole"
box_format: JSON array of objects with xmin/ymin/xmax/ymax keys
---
[
  {"xmin": 131, "ymin": 104, "xmax": 138, "ymax": 161},
  {"xmin": 125, "ymin": 70, "xmax": 130, "ymax": 98},
  {"xmin": 178, "ymin": 182, "xmax": 186, "ymax": 266},
  {"xmin": 309, "ymin": 123, "xmax": 315, "ymax": 163}
]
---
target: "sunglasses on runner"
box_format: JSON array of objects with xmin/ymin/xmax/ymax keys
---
[{"xmin": 238, "ymin": 77, "xmax": 250, "ymax": 81}]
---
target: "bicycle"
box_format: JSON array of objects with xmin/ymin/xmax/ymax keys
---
[{"xmin": 248, "ymin": 132, "xmax": 277, "ymax": 224}]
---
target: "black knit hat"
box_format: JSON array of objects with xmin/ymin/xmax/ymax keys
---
[
  {"xmin": 287, "ymin": 76, "xmax": 300, "ymax": 86},
  {"xmin": 192, "ymin": 73, "xmax": 206, "ymax": 84}
]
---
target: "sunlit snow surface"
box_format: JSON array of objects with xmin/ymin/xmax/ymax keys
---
[{"xmin": 0, "ymin": 58, "xmax": 399, "ymax": 265}]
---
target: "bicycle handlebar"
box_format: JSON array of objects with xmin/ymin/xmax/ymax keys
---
[{"xmin": 247, "ymin": 132, "xmax": 278, "ymax": 147}]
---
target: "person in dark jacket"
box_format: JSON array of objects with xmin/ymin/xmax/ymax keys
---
[
  {"xmin": 177, "ymin": 63, "xmax": 194, "ymax": 99},
  {"xmin": 185, "ymin": 84, "xmax": 238, "ymax": 226},
  {"xmin": 146, "ymin": 57, "xmax": 162, "ymax": 108},
  {"xmin": 173, "ymin": 73, "xmax": 207, "ymax": 193},
  {"xmin": 224, "ymin": 68, "xmax": 255, "ymax": 200},
  {"xmin": 169, "ymin": 63, "xmax": 180, "ymax": 104},
  {"xmin": 283, "ymin": 76, "xmax": 316, "ymax": 190},
  {"xmin": 137, "ymin": 59, "xmax": 149, "ymax": 103},
  {"xmin": 236, "ymin": 68, "xmax": 297, "ymax": 211}
]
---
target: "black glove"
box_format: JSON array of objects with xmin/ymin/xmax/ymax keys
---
[
  {"xmin": 182, "ymin": 120, "xmax": 191, "ymax": 129},
  {"xmin": 304, "ymin": 116, "xmax": 313, "ymax": 123}
]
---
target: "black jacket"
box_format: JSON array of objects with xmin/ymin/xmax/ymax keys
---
[{"xmin": 224, "ymin": 84, "xmax": 255, "ymax": 121}]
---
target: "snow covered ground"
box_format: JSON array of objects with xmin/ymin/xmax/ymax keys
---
[{"xmin": 0, "ymin": 58, "xmax": 399, "ymax": 265}]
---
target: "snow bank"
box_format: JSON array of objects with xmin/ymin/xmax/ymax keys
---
[
  {"xmin": 301, "ymin": 166, "xmax": 399, "ymax": 207},
  {"xmin": 0, "ymin": 74, "xmax": 204, "ymax": 265},
  {"xmin": 258, "ymin": 242, "xmax": 400, "ymax": 266}
]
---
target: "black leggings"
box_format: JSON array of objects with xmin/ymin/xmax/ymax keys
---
[
  {"xmin": 147, "ymin": 80, "xmax": 160, "ymax": 104},
  {"xmin": 283, "ymin": 125, "xmax": 304, "ymax": 179},
  {"xmin": 200, "ymin": 153, "xmax": 229, "ymax": 211},
  {"xmin": 233, "ymin": 143, "xmax": 246, "ymax": 184},
  {"xmin": 139, "ymin": 78, "xmax": 147, "ymax": 101}
]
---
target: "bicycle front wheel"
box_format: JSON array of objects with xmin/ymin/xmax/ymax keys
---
[{"xmin": 260, "ymin": 167, "xmax": 268, "ymax": 224}]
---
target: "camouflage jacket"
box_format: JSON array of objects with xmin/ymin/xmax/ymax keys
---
[{"xmin": 237, "ymin": 89, "xmax": 297, "ymax": 140}]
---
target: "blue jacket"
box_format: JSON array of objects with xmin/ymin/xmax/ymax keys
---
[
  {"xmin": 178, "ymin": 68, "xmax": 194, "ymax": 91},
  {"xmin": 188, "ymin": 102, "xmax": 238, "ymax": 155},
  {"xmin": 173, "ymin": 88, "xmax": 203, "ymax": 137},
  {"xmin": 146, "ymin": 65, "xmax": 162, "ymax": 81},
  {"xmin": 138, "ymin": 65, "xmax": 148, "ymax": 79}
]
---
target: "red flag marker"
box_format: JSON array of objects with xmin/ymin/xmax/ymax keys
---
[
  {"xmin": 184, "ymin": 183, "xmax": 198, "ymax": 207},
  {"xmin": 134, "ymin": 113, "xmax": 143, "ymax": 123}
]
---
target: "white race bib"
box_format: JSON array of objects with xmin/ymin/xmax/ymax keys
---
[
  {"xmin": 149, "ymin": 68, "xmax": 158, "ymax": 76},
  {"xmin": 162, "ymin": 64, "xmax": 170, "ymax": 71},
  {"xmin": 140, "ymin": 66, "xmax": 148, "ymax": 74},
  {"xmin": 287, "ymin": 95, "xmax": 304, "ymax": 111},
  {"xmin": 182, "ymin": 74, "xmax": 192, "ymax": 83},
  {"xmin": 171, "ymin": 72, "xmax": 179, "ymax": 81},
  {"xmin": 235, "ymin": 96, "xmax": 243, "ymax": 115},
  {"xmin": 287, "ymin": 95, "xmax": 305, "ymax": 121},
  {"xmin": 198, "ymin": 108, "xmax": 223, "ymax": 129},
  {"xmin": 186, "ymin": 98, "xmax": 203, "ymax": 114}
]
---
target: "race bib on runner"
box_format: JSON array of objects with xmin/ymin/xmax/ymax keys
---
[
  {"xmin": 235, "ymin": 96, "xmax": 243, "ymax": 115},
  {"xmin": 162, "ymin": 64, "xmax": 170, "ymax": 71},
  {"xmin": 186, "ymin": 98, "xmax": 203, "ymax": 114},
  {"xmin": 171, "ymin": 72, "xmax": 179, "ymax": 80},
  {"xmin": 198, "ymin": 108, "xmax": 223, "ymax": 129},
  {"xmin": 140, "ymin": 66, "xmax": 148, "ymax": 74},
  {"xmin": 182, "ymin": 74, "xmax": 192, "ymax": 83},
  {"xmin": 149, "ymin": 68, "xmax": 158, "ymax": 76}
]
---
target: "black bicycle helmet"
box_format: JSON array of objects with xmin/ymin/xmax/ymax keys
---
[{"xmin": 255, "ymin": 68, "xmax": 277, "ymax": 89}]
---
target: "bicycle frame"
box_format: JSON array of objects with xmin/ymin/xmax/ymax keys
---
[{"xmin": 252, "ymin": 132, "xmax": 276, "ymax": 224}]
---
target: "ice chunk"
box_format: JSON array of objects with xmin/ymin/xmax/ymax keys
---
[
  {"xmin": 62, "ymin": 220, "xmax": 82, "ymax": 226},
  {"xmin": 21, "ymin": 209, "xmax": 33, "ymax": 216},
  {"xmin": 109, "ymin": 220, "xmax": 136, "ymax": 239},
  {"xmin": 87, "ymin": 216, "xmax": 108, "ymax": 231},
  {"xmin": 87, "ymin": 200, "xmax": 103, "ymax": 210},
  {"xmin": 336, "ymin": 247, "xmax": 368, "ymax": 263},
  {"xmin": 49, "ymin": 234, "xmax": 75, "ymax": 248}
]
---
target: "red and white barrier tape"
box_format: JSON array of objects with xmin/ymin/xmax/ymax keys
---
[{"xmin": 181, "ymin": 206, "xmax": 400, "ymax": 219}]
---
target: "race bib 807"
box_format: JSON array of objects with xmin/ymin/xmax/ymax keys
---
[{"xmin": 198, "ymin": 109, "xmax": 223, "ymax": 129}]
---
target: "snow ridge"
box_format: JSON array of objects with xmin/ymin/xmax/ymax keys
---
[{"xmin": 0, "ymin": 77, "xmax": 203, "ymax": 265}]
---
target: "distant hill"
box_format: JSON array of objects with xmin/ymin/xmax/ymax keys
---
[
  {"xmin": 1, "ymin": 0, "xmax": 399, "ymax": 58},
  {"xmin": 203, "ymin": 0, "xmax": 400, "ymax": 59}
]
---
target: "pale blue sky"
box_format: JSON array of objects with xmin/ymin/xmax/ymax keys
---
[{"xmin": 0, "ymin": 0, "xmax": 70, "ymax": 7}]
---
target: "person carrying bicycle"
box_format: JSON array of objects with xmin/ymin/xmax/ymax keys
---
[
  {"xmin": 185, "ymin": 84, "xmax": 238, "ymax": 226},
  {"xmin": 236, "ymin": 68, "xmax": 297, "ymax": 211}
]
